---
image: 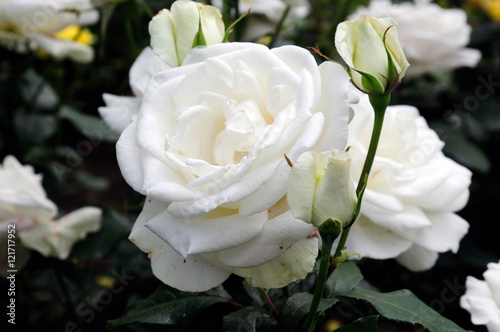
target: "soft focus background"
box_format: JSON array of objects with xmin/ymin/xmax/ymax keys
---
[{"xmin": 1, "ymin": 0, "xmax": 499, "ymax": 331}]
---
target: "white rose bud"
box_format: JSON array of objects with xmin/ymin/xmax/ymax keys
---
[
  {"xmin": 149, "ymin": 0, "xmax": 225, "ymax": 67},
  {"xmin": 287, "ymin": 150, "xmax": 357, "ymax": 228},
  {"xmin": 335, "ymin": 15, "xmax": 409, "ymax": 95}
]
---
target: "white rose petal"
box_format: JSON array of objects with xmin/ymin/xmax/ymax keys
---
[{"xmin": 129, "ymin": 198, "xmax": 232, "ymax": 291}]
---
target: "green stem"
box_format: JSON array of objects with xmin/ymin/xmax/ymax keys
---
[
  {"xmin": 222, "ymin": 0, "xmax": 231, "ymax": 30},
  {"xmin": 269, "ymin": 5, "xmax": 291, "ymax": 48},
  {"xmin": 333, "ymin": 93, "xmax": 390, "ymax": 257},
  {"xmin": 124, "ymin": 19, "xmax": 138, "ymax": 56},
  {"xmin": 302, "ymin": 236, "xmax": 334, "ymax": 332},
  {"xmin": 355, "ymin": 93, "xmax": 390, "ymax": 196},
  {"xmin": 283, "ymin": 285, "xmax": 292, "ymax": 298},
  {"xmin": 302, "ymin": 219, "xmax": 341, "ymax": 332},
  {"xmin": 333, "ymin": 227, "xmax": 350, "ymax": 259},
  {"xmin": 258, "ymin": 287, "xmax": 279, "ymax": 317}
]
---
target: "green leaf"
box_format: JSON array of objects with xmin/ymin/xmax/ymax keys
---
[
  {"xmin": 352, "ymin": 69, "xmax": 384, "ymax": 95},
  {"xmin": 203, "ymin": 285, "xmax": 233, "ymax": 299},
  {"xmin": 223, "ymin": 307, "xmax": 277, "ymax": 332},
  {"xmin": 20, "ymin": 69, "xmax": 59, "ymax": 110},
  {"xmin": 59, "ymin": 105, "xmax": 119, "ymax": 143},
  {"xmin": 243, "ymin": 282, "xmax": 266, "ymax": 307},
  {"xmin": 335, "ymin": 315, "xmax": 378, "ymax": 332},
  {"xmin": 125, "ymin": 285, "xmax": 178, "ymax": 312},
  {"xmin": 106, "ymin": 287, "xmax": 229, "ymax": 329},
  {"xmin": 338, "ymin": 287, "xmax": 470, "ymax": 332},
  {"xmin": 325, "ymin": 261, "xmax": 363, "ymax": 298},
  {"xmin": 14, "ymin": 112, "xmax": 56, "ymax": 145},
  {"xmin": 69, "ymin": 208, "xmax": 132, "ymax": 261},
  {"xmin": 278, "ymin": 293, "xmax": 337, "ymax": 332},
  {"xmin": 193, "ymin": 20, "xmax": 207, "ymax": 47}
]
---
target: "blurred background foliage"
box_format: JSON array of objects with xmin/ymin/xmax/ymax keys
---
[{"xmin": 0, "ymin": 0, "xmax": 499, "ymax": 331}]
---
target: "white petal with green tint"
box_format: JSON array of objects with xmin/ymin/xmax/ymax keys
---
[{"xmin": 234, "ymin": 236, "xmax": 318, "ymax": 288}]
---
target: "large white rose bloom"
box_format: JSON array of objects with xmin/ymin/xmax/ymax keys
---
[
  {"xmin": 461, "ymin": 260, "xmax": 500, "ymax": 331},
  {"xmin": 113, "ymin": 42, "xmax": 351, "ymax": 291},
  {"xmin": 212, "ymin": 0, "xmax": 310, "ymax": 41},
  {"xmin": 346, "ymin": 89, "xmax": 471, "ymax": 271},
  {"xmin": 0, "ymin": 155, "xmax": 102, "ymax": 276},
  {"xmin": 348, "ymin": 0, "xmax": 481, "ymax": 78},
  {"xmin": 0, "ymin": 0, "xmax": 99, "ymax": 62}
]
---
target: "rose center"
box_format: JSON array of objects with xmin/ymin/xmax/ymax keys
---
[{"xmin": 168, "ymin": 98, "xmax": 270, "ymax": 167}]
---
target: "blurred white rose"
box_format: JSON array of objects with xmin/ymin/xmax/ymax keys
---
[
  {"xmin": 461, "ymin": 260, "xmax": 500, "ymax": 331},
  {"xmin": 212, "ymin": 0, "xmax": 310, "ymax": 41},
  {"xmin": 117, "ymin": 42, "xmax": 351, "ymax": 291},
  {"xmin": 348, "ymin": 0, "xmax": 481, "ymax": 77},
  {"xmin": 0, "ymin": 0, "xmax": 99, "ymax": 62},
  {"xmin": 18, "ymin": 206, "xmax": 102, "ymax": 260},
  {"xmin": 0, "ymin": 155, "xmax": 102, "ymax": 276},
  {"xmin": 345, "ymin": 89, "xmax": 471, "ymax": 271}
]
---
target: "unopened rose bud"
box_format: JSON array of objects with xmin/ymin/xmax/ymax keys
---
[
  {"xmin": 335, "ymin": 15, "xmax": 409, "ymax": 95},
  {"xmin": 287, "ymin": 150, "xmax": 357, "ymax": 228},
  {"xmin": 149, "ymin": 0, "xmax": 225, "ymax": 67}
]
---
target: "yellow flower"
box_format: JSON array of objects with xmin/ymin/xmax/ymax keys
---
[
  {"xmin": 36, "ymin": 25, "xmax": 95, "ymax": 59},
  {"xmin": 468, "ymin": 0, "xmax": 500, "ymax": 22},
  {"xmin": 483, "ymin": 0, "xmax": 500, "ymax": 21},
  {"xmin": 55, "ymin": 25, "xmax": 95, "ymax": 45}
]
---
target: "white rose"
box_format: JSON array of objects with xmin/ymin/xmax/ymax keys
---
[
  {"xmin": 0, "ymin": 155, "xmax": 102, "ymax": 275},
  {"xmin": 461, "ymin": 260, "xmax": 500, "ymax": 331},
  {"xmin": 346, "ymin": 89, "xmax": 471, "ymax": 271},
  {"xmin": 0, "ymin": 0, "xmax": 99, "ymax": 62},
  {"xmin": 212, "ymin": 0, "xmax": 310, "ymax": 41},
  {"xmin": 117, "ymin": 42, "xmax": 351, "ymax": 291},
  {"xmin": 348, "ymin": 0, "xmax": 481, "ymax": 77}
]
